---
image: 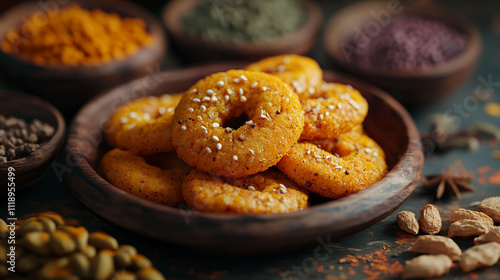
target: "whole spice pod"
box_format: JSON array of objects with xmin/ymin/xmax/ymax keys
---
[
  {"xmin": 401, "ymin": 254, "xmax": 452, "ymax": 279},
  {"xmin": 409, "ymin": 235, "xmax": 462, "ymax": 261},
  {"xmin": 418, "ymin": 204, "xmax": 442, "ymax": 235},
  {"xmin": 450, "ymin": 208, "xmax": 494, "ymax": 229},
  {"xmin": 397, "ymin": 211, "xmax": 419, "ymax": 235},
  {"xmin": 460, "ymin": 242, "xmax": 500, "ymax": 272},
  {"xmin": 476, "ymin": 196, "xmax": 500, "ymax": 222},
  {"xmin": 448, "ymin": 219, "xmax": 491, "ymax": 238},
  {"xmin": 474, "ymin": 227, "xmax": 500, "ymax": 244}
]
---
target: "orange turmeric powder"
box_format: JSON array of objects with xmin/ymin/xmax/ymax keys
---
[{"xmin": 1, "ymin": 5, "xmax": 153, "ymax": 66}]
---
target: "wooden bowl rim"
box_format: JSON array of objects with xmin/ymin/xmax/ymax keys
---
[
  {"xmin": 324, "ymin": 0, "xmax": 482, "ymax": 79},
  {"xmin": 0, "ymin": 90, "xmax": 66, "ymax": 168},
  {"xmin": 162, "ymin": 0, "xmax": 322, "ymax": 53},
  {"xmin": 0, "ymin": 0, "xmax": 166, "ymax": 77},
  {"xmin": 66, "ymin": 63, "xmax": 423, "ymax": 224}
]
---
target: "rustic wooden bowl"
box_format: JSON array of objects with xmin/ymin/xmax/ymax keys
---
[
  {"xmin": 64, "ymin": 63, "xmax": 423, "ymax": 254},
  {"xmin": 0, "ymin": 91, "xmax": 65, "ymax": 190},
  {"xmin": 162, "ymin": 0, "xmax": 322, "ymax": 62},
  {"xmin": 0, "ymin": 0, "xmax": 166, "ymax": 113},
  {"xmin": 324, "ymin": 1, "xmax": 481, "ymax": 107}
]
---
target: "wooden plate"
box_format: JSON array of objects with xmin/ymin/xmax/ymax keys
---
[
  {"xmin": 64, "ymin": 63, "xmax": 423, "ymax": 254},
  {"xmin": 0, "ymin": 91, "xmax": 66, "ymax": 190}
]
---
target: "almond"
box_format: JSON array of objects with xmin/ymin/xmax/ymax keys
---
[
  {"xmin": 409, "ymin": 235, "xmax": 462, "ymax": 261},
  {"xmin": 448, "ymin": 219, "xmax": 490, "ymax": 238},
  {"xmin": 474, "ymin": 226, "xmax": 500, "ymax": 244},
  {"xmin": 450, "ymin": 208, "xmax": 494, "ymax": 229},
  {"xmin": 459, "ymin": 242, "xmax": 500, "ymax": 272},
  {"xmin": 401, "ymin": 254, "xmax": 452, "ymax": 279},
  {"xmin": 477, "ymin": 196, "xmax": 500, "ymax": 222},
  {"xmin": 418, "ymin": 204, "xmax": 442, "ymax": 235},
  {"xmin": 397, "ymin": 211, "xmax": 419, "ymax": 235}
]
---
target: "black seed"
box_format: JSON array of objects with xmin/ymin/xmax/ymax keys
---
[
  {"xmin": 345, "ymin": 170, "xmax": 350, "ymax": 175},
  {"xmin": 276, "ymin": 110, "xmax": 281, "ymax": 115},
  {"xmin": 178, "ymin": 120, "xmax": 183, "ymax": 124}
]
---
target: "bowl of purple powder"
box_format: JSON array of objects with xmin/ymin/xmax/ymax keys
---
[{"xmin": 324, "ymin": 1, "xmax": 481, "ymax": 106}]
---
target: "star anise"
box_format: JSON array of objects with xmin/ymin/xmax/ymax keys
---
[{"xmin": 420, "ymin": 160, "xmax": 476, "ymax": 200}]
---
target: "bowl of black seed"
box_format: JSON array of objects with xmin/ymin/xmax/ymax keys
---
[
  {"xmin": 324, "ymin": 1, "xmax": 481, "ymax": 106},
  {"xmin": 162, "ymin": 0, "xmax": 322, "ymax": 62},
  {"xmin": 0, "ymin": 90, "xmax": 65, "ymax": 189}
]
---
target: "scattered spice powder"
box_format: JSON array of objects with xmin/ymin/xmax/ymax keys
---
[
  {"xmin": 348, "ymin": 267, "xmax": 356, "ymax": 276},
  {"xmin": 337, "ymin": 248, "xmax": 402, "ymax": 280},
  {"xmin": 1, "ymin": 5, "xmax": 153, "ymax": 66},
  {"xmin": 478, "ymin": 177, "xmax": 486, "ymax": 185},
  {"xmin": 477, "ymin": 166, "xmax": 491, "ymax": 175},
  {"xmin": 490, "ymin": 139, "xmax": 499, "ymax": 147},
  {"xmin": 469, "ymin": 272, "xmax": 480, "ymax": 279},
  {"xmin": 489, "ymin": 170, "xmax": 500, "ymax": 185},
  {"xmin": 395, "ymin": 232, "xmax": 414, "ymax": 245},
  {"xmin": 475, "ymin": 165, "xmax": 497, "ymax": 185}
]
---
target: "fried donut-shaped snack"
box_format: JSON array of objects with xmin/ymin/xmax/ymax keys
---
[
  {"xmin": 100, "ymin": 149, "xmax": 189, "ymax": 206},
  {"xmin": 277, "ymin": 130, "xmax": 388, "ymax": 199},
  {"xmin": 172, "ymin": 70, "xmax": 304, "ymax": 178},
  {"xmin": 245, "ymin": 54, "xmax": 323, "ymax": 99},
  {"xmin": 182, "ymin": 169, "xmax": 309, "ymax": 214},
  {"xmin": 105, "ymin": 94, "xmax": 183, "ymax": 155},
  {"xmin": 300, "ymin": 82, "xmax": 368, "ymax": 140}
]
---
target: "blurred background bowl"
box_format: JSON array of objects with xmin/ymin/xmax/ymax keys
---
[
  {"xmin": 162, "ymin": 0, "xmax": 322, "ymax": 62},
  {"xmin": 0, "ymin": 90, "xmax": 65, "ymax": 190},
  {"xmin": 0, "ymin": 0, "xmax": 166, "ymax": 113},
  {"xmin": 324, "ymin": 0, "xmax": 481, "ymax": 107}
]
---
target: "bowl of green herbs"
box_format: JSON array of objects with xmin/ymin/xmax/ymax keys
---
[{"xmin": 162, "ymin": 0, "xmax": 322, "ymax": 62}]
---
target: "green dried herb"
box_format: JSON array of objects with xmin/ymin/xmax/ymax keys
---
[{"xmin": 182, "ymin": 0, "xmax": 307, "ymax": 43}]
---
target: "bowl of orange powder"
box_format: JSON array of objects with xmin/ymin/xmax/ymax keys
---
[{"xmin": 0, "ymin": 1, "xmax": 166, "ymax": 113}]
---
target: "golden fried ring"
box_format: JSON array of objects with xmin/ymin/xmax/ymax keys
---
[
  {"xmin": 277, "ymin": 130, "xmax": 387, "ymax": 199},
  {"xmin": 300, "ymin": 83, "xmax": 368, "ymax": 140},
  {"xmin": 105, "ymin": 94, "xmax": 183, "ymax": 155},
  {"xmin": 100, "ymin": 149, "xmax": 189, "ymax": 206},
  {"xmin": 182, "ymin": 169, "xmax": 309, "ymax": 214},
  {"xmin": 172, "ymin": 70, "xmax": 304, "ymax": 178},
  {"xmin": 245, "ymin": 54, "xmax": 323, "ymax": 99}
]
